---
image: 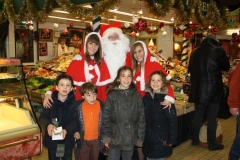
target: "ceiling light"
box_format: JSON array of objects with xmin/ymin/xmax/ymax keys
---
[
  {"xmin": 108, "ymin": 19, "xmax": 134, "ymax": 24},
  {"xmin": 48, "ymin": 16, "xmax": 82, "ymax": 22},
  {"xmin": 171, "ymin": 17, "xmax": 174, "ymax": 22},
  {"xmin": 113, "ymin": 6, "xmax": 118, "ymax": 11},
  {"xmin": 138, "ymin": 9, "xmax": 143, "ymax": 14},
  {"xmin": 53, "ymin": 10, "xmax": 69, "ymax": 14}
]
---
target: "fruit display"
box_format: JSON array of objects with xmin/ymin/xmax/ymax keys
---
[{"xmin": 25, "ymin": 67, "xmax": 57, "ymax": 79}]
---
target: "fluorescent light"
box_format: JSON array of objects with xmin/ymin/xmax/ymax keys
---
[
  {"xmin": 53, "ymin": 10, "xmax": 69, "ymax": 14},
  {"xmin": 108, "ymin": 19, "xmax": 134, "ymax": 24},
  {"xmin": 48, "ymin": 16, "xmax": 82, "ymax": 22}
]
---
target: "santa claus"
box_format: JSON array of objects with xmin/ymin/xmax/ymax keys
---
[{"xmin": 100, "ymin": 22, "xmax": 131, "ymax": 80}]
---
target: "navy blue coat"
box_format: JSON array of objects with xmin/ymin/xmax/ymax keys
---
[{"xmin": 142, "ymin": 91, "xmax": 177, "ymax": 158}]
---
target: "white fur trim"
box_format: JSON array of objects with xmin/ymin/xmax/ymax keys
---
[
  {"xmin": 89, "ymin": 74, "xmax": 94, "ymax": 79},
  {"xmin": 94, "ymin": 64, "xmax": 100, "ymax": 85},
  {"xmin": 45, "ymin": 91, "xmax": 52, "ymax": 95},
  {"xmin": 165, "ymin": 95, "xmax": 175, "ymax": 103},
  {"xmin": 74, "ymin": 81, "xmax": 85, "ymax": 86},
  {"xmin": 103, "ymin": 28, "xmax": 122, "ymax": 37},
  {"xmin": 98, "ymin": 79, "xmax": 112, "ymax": 86},
  {"xmin": 140, "ymin": 66, "xmax": 145, "ymax": 91},
  {"xmin": 134, "ymin": 41, "xmax": 148, "ymax": 64},
  {"xmin": 150, "ymin": 56, "xmax": 158, "ymax": 62},
  {"xmin": 73, "ymin": 54, "xmax": 82, "ymax": 60},
  {"xmin": 136, "ymin": 76, "xmax": 141, "ymax": 81},
  {"xmin": 84, "ymin": 61, "xmax": 91, "ymax": 81},
  {"xmin": 88, "ymin": 65, "xmax": 94, "ymax": 70},
  {"xmin": 166, "ymin": 75, "xmax": 172, "ymax": 80}
]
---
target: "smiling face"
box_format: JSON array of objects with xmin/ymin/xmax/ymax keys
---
[
  {"xmin": 150, "ymin": 74, "xmax": 164, "ymax": 92},
  {"xmin": 56, "ymin": 78, "xmax": 73, "ymax": 97},
  {"xmin": 87, "ymin": 41, "xmax": 99, "ymax": 56},
  {"xmin": 118, "ymin": 69, "xmax": 133, "ymax": 89},
  {"xmin": 82, "ymin": 91, "xmax": 97, "ymax": 105},
  {"xmin": 133, "ymin": 45, "xmax": 144, "ymax": 63}
]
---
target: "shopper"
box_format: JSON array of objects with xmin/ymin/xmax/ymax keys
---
[
  {"xmin": 188, "ymin": 34, "xmax": 230, "ymax": 150},
  {"xmin": 55, "ymin": 37, "xmax": 69, "ymax": 57},
  {"xmin": 142, "ymin": 71, "xmax": 178, "ymax": 160},
  {"xmin": 102, "ymin": 66, "xmax": 145, "ymax": 160},
  {"xmin": 228, "ymin": 62, "xmax": 240, "ymax": 159},
  {"xmin": 43, "ymin": 32, "xmax": 111, "ymax": 107},
  {"xmin": 128, "ymin": 41, "xmax": 175, "ymax": 160},
  {"xmin": 73, "ymin": 82, "xmax": 104, "ymax": 160},
  {"xmin": 39, "ymin": 74, "xmax": 79, "ymax": 160}
]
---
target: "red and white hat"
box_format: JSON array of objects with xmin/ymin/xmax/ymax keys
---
[{"xmin": 100, "ymin": 22, "xmax": 122, "ymax": 37}]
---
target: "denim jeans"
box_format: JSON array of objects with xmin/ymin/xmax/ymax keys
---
[
  {"xmin": 192, "ymin": 103, "xmax": 219, "ymax": 149},
  {"xmin": 48, "ymin": 148, "xmax": 72, "ymax": 160},
  {"xmin": 229, "ymin": 113, "xmax": 240, "ymax": 160},
  {"xmin": 107, "ymin": 148, "xmax": 133, "ymax": 160}
]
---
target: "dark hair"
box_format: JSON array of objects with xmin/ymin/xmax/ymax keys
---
[
  {"xmin": 80, "ymin": 82, "xmax": 98, "ymax": 95},
  {"xmin": 56, "ymin": 74, "xmax": 74, "ymax": 86},
  {"xmin": 130, "ymin": 42, "xmax": 144, "ymax": 73},
  {"xmin": 58, "ymin": 37, "xmax": 66, "ymax": 44},
  {"xmin": 106, "ymin": 66, "xmax": 136, "ymax": 93},
  {"xmin": 84, "ymin": 34, "xmax": 102, "ymax": 65},
  {"xmin": 145, "ymin": 71, "xmax": 169, "ymax": 90}
]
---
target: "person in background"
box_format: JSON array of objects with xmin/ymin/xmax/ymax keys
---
[
  {"xmin": 128, "ymin": 41, "xmax": 175, "ymax": 160},
  {"xmin": 142, "ymin": 71, "xmax": 177, "ymax": 160},
  {"xmin": 39, "ymin": 74, "xmax": 79, "ymax": 160},
  {"xmin": 228, "ymin": 62, "xmax": 240, "ymax": 160},
  {"xmin": 55, "ymin": 37, "xmax": 69, "ymax": 57},
  {"xmin": 43, "ymin": 32, "xmax": 111, "ymax": 108},
  {"xmin": 74, "ymin": 82, "xmax": 104, "ymax": 160},
  {"xmin": 102, "ymin": 66, "xmax": 145, "ymax": 160},
  {"xmin": 188, "ymin": 34, "xmax": 230, "ymax": 150}
]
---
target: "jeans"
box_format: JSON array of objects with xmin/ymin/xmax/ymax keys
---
[
  {"xmin": 107, "ymin": 148, "xmax": 133, "ymax": 160},
  {"xmin": 147, "ymin": 157, "xmax": 165, "ymax": 160},
  {"xmin": 229, "ymin": 113, "xmax": 240, "ymax": 160},
  {"xmin": 192, "ymin": 103, "xmax": 219, "ymax": 148},
  {"xmin": 48, "ymin": 148, "xmax": 72, "ymax": 160}
]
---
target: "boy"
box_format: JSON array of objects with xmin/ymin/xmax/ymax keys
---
[
  {"xmin": 74, "ymin": 82, "xmax": 104, "ymax": 160},
  {"xmin": 39, "ymin": 74, "xmax": 79, "ymax": 160}
]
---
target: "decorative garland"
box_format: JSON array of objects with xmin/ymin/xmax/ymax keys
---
[
  {"xmin": 0, "ymin": 10, "xmax": 7, "ymax": 24},
  {"xmin": 55, "ymin": 0, "xmax": 121, "ymax": 17},
  {"xmin": 4, "ymin": 0, "xmax": 27, "ymax": 23},
  {"xmin": 195, "ymin": 0, "xmax": 228, "ymax": 28},
  {"xmin": 25, "ymin": 0, "xmax": 54, "ymax": 22},
  {"xmin": 143, "ymin": 0, "xmax": 174, "ymax": 17}
]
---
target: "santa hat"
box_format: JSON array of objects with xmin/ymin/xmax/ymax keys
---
[{"xmin": 100, "ymin": 22, "xmax": 122, "ymax": 37}]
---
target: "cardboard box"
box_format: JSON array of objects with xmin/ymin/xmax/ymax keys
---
[{"xmin": 175, "ymin": 102, "xmax": 184, "ymax": 116}]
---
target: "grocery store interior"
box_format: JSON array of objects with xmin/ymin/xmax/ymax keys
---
[{"xmin": 0, "ymin": 0, "xmax": 240, "ymax": 160}]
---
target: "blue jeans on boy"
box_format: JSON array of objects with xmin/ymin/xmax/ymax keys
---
[
  {"xmin": 48, "ymin": 148, "xmax": 72, "ymax": 160},
  {"xmin": 229, "ymin": 113, "xmax": 240, "ymax": 160},
  {"xmin": 107, "ymin": 148, "xmax": 133, "ymax": 160}
]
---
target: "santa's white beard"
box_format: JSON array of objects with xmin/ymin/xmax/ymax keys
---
[{"xmin": 102, "ymin": 34, "xmax": 130, "ymax": 81}]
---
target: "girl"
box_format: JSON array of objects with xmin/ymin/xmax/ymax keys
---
[
  {"xmin": 128, "ymin": 41, "xmax": 175, "ymax": 160},
  {"xmin": 102, "ymin": 66, "xmax": 145, "ymax": 160},
  {"xmin": 43, "ymin": 32, "xmax": 111, "ymax": 107},
  {"xmin": 142, "ymin": 71, "xmax": 178, "ymax": 160}
]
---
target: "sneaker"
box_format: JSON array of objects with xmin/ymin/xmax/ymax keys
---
[{"xmin": 209, "ymin": 144, "xmax": 224, "ymax": 151}]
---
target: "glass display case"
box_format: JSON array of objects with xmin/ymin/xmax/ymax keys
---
[{"xmin": 0, "ymin": 58, "xmax": 42, "ymax": 159}]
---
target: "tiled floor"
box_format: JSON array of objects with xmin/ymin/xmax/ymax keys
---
[{"xmin": 32, "ymin": 116, "xmax": 237, "ymax": 160}]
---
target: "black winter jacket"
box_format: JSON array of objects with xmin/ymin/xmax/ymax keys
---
[
  {"xmin": 40, "ymin": 90, "xmax": 80, "ymax": 149},
  {"xmin": 142, "ymin": 90, "xmax": 177, "ymax": 158},
  {"xmin": 102, "ymin": 87, "xmax": 145, "ymax": 151},
  {"xmin": 188, "ymin": 38, "xmax": 230, "ymax": 103}
]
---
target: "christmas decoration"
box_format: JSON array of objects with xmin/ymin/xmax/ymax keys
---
[
  {"xmin": 190, "ymin": 23, "xmax": 195, "ymax": 28},
  {"xmin": 174, "ymin": 29, "xmax": 180, "ymax": 36},
  {"xmin": 160, "ymin": 27, "xmax": 165, "ymax": 32},
  {"xmin": 136, "ymin": 32, "xmax": 139, "ymax": 36},
  {"xmin": 162, "ymin": 31, "xmax": 167, "ymax": 36},
  {"xmin": 202, "ymin": 31, "xmax": 208, "ymax": 36},
  {"xmin": 179, "ymin": 24, "xmax": 187, "ymax": 31},
  {"xmin": 29, "ymin": 25, "xmax": 34, "ymax": 31},
  {"xmin": 124, "ymin": 22, "xmax": 130, "ymax": 28},
  {"xmin": 62, "ymin": 28, "xmax": 68, "ymax": 35},
  {"xmin": 159, "ymin": 22, "xmax": 165, "ymax": 28},
  {"xmin": 69, "ymin": 22, "xmax": 74, "ymax": 28},
  {"xmin": 44, "ymin": 28, "xmax": 49, "ymax": 34},
  {"xmin": 181, "ymin": 37, "xmax": 189, "ymax": 66},
  {"xmin": 184, "ymin": 29, "xmax": 194, "ymax": 39},
  {"xmin": 131, "ymin": 31, "xmax": 136, "ymax": 37},
  {"xmin": 134, "ymin": 18, "xmax": 147, "ymax": 32},
  {"xmin": 132, "ymin": 17, "xmax": 138, "ymax": 23},
  {"xmin": 79, "ymin": 29, "xmax": 83, "ymax": 32},
  {"xmin": 211, "ymin": 27, "xmax": 218, "ymax": 35},
  {"xmin": 92, "ymin": 16, "xmax": 101, "ymax": 32},
  {"xmin": 53, "ymin": 23, "xmax": 59, "ymax": 29},
  {"xmin": 144, "ymin": 0, "xmax": 174, "ymax": 17}
]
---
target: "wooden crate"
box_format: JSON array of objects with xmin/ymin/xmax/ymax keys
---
[{"xmin": 31, "ymin": 90, "xmax": 44, "ymax": 103}]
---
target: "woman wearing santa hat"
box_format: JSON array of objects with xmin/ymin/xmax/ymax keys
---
[{"xmin": 43, "ymin": 32, "xmax": 111, "ymax": 107}]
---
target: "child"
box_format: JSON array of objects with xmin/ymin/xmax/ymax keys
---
[
  {"xmin": 39, "ymin": 74, "xmax": 79, "ymax": 160},
  {"xmin": 55, "ymin": 37, "xmax": 69, "ymax": 57},
  {"xmin": 73, "ymin": 82, "xmax": 104, "ymax": 160},
  {"xmin": 102, "ymin": 66, "xmax": 145, "ymax": 160},
  {"xmin": 142, "ymin": 71, "xmax": 178, "ymax": 160},
  {"xmin": 43, "ymin": 32, "xmax": 111, "ymax": 108}
]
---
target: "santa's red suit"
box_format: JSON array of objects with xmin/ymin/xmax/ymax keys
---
[
  {"xmin": 48, "ymin": 32, "xmax": 111, "ymax": 102},
  {"xmin": 126, "ymin": 41, "xmax": 175, "ymax": 103}
]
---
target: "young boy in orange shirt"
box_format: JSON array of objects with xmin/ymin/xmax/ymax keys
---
[{"xmin": 74, "ymin": 82, "xmax": 104, "ymax": 160}]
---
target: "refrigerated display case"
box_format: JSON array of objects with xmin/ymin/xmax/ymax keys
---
[{"xmin": 0, "ymin": 58, "xmax": 42, "ymax": 159}]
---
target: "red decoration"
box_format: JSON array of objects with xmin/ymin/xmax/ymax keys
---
[
  {"xmin": 211, "ymin": 27, "xmax": 218, "ymax": 35},
  {"xmin": 131, "ymin": 31, "xmax": 136, "ymax": 37},
  {"xmin": 184, "ymin": 29, "xmax": 194, "ymax": 39},
  {"xmin": 190, "ymin": 24, "xmax": 195, "ymax": 28},
  {"xmin": 79, "ymin": 29, "xmax": 83, "ymax": 32},
  {"xmin": 159, "ymin": 22, "xmax": 165, "ymax": 27},
  {"xmin": 62, "ymin": 28, "xmax": 68, "ymax": 35},
  {"xmin": 232, "ymin": 33, "xmax": 238, "ymax": 41},
  {"xmin": 174, "ymin": 29, "xmax": 180, "ymax": 36},
  {"xmin": 69, "ymin": 22, "xmax": 74, "ymax": 27},
  {"xmin": 43, "ymin": 28, "xmax": 49, "ymax": 34},
  {"xmin": 134, "ymin": 18, "xmax": 148, "ymax": 32}
]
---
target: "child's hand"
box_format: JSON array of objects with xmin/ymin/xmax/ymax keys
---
[
  {"xmin": 169, "ymin": 144, "xmax": 172, "ymax": 146},
  {"xmin": 74, "ymin": 132, "xmax": 81, "ymax": 139},
  {"xmin": 161, "ymin": 100, "xmax": 172, "ymax": 109},
  {"xmin": 47, "ymin": 124, "xmax": 56, "ymax": 137},
  {"xmin": 104, "ymin": 143, "xmax": 109, "ymax": 148},
  {"xmin": 62, "ymin": 129, "xmax": 67, "ymax": 139},
  {"xmin": 43, "ymin": 94, "xmax": 53, "ymax": 108}
]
